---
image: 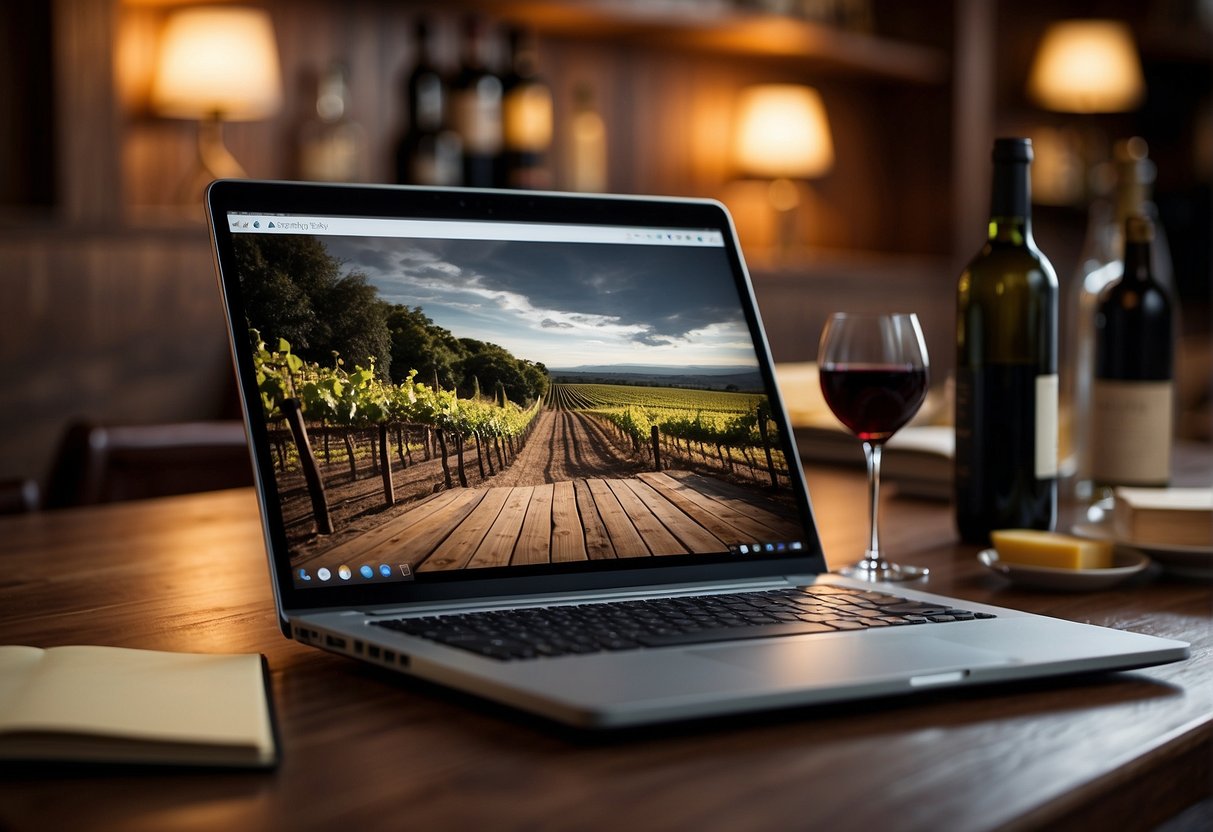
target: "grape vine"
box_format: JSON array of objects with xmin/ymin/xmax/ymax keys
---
[{"xmin": 252, "ymin": 330, "xmax": 540, "ymax": 442}]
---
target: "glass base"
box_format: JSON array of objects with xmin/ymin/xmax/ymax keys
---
[{"xmin": 839, "ymin": 559, "xmax": 929, "ymax": 582}]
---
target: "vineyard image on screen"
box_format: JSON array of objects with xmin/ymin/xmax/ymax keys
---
[{"xmin": 234, "ymin": 233, "xmax": 803, "ymax": 587}]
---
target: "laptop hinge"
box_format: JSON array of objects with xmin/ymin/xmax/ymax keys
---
[{"xmin": 347, "ymin": 576, "xmax": 798, "ymax": 618}]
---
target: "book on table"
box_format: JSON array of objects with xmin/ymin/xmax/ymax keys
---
[
  {"xmin": 1113, "ymin": 487, "xmax": 1213, "ymax": 549},
  {"xmin": 0, "ymin": 645, "xmax": 277, "ymax": 768}
]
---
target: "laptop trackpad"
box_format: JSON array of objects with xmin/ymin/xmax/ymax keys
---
[{"xmin": 691, "ymin": 634, "xmax": 1015, "ymax": 685}]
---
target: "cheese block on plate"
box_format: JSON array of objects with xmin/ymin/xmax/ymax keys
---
[{"xmin": 991, "ymin": 529, "xmax": 1114, "ymax": 570}]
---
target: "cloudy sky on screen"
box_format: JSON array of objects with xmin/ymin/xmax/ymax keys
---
[{"xmin": 321, "ymin": 236, "xmax": 760, "ymax": 369}]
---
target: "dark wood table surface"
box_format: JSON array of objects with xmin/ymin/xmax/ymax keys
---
[{"xmin": 0, "ymin": 464, "xmax": 1209, "ymax": 832}]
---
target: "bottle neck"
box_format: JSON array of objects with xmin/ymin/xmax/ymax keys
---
[
  {"xmin": 988, "ymin": 159, "xmax": 1032, "ymax": 243},
  {"xmin": 1114, "ymin": 150, "xmax": 1154, "ymax": 224},
  {"xmin": 462, "ymin": 22, "xmax": 492, "ymax": 74},
  {"xmin": 1123, "ymin": 239, "xmax": 1153, "ymax": 284},
  {"xmin": 1116, "ymin": 178, "xmax": 1147, "ymax": 225},
  {"xmin": 508, "ymin": 30, "xmax": 538, "ymax": 80}
]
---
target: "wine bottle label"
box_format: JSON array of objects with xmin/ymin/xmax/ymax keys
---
[
  {"xmin": 503, "ymin": 85, "xmax": 553, "ymax": 152},
  {"xmin": 453, "ymin": 87, "xmax": 503, "ymax": 155},
  {"xmin": 1035, "ymin": 374, "xmax": 1058, "ymax": 479},
  {"xmin": 1091, "ymin": 380, "xmax": 1173, "ymax": 484}
]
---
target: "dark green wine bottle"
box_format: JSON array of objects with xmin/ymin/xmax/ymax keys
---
[{"xmin": 955, "ymin": 138, "xmax": 1059, "ymax": 543}]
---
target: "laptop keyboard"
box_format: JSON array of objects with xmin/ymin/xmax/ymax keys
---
[{"xmin": 371, "ymin": 585, "xmax": 996, "ymax": 661}]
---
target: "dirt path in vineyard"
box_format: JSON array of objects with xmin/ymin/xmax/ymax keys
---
[
  {"xmin": 281, "ymin": 405, "xmax": 649, "ymax": 553},
  {"xmin": 488, "ymin": 408, "xmax": 649, "ymax": 488}
]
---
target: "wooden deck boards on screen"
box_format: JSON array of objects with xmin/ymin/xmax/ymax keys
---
[{"xmin": 295, "ymin": 471, "xmax": 804, "ymax": 573}]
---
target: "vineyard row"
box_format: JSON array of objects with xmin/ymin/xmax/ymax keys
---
[
  {"xmin": 547, "ymin": 382, "xmax": 786, "ymax": 486},
  {"xmin": 252, "ymin": 332, "xmax": 541, "ymax": 534}
]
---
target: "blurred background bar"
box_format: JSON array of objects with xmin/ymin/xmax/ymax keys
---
[{"xmin": 0, "ymin": 0, "xmax": 1208, "ymax": 504}]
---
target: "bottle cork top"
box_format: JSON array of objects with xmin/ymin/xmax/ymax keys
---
[{"xmin": 992, "ymin": 137, "xmax": 1033, "ymax": 163}]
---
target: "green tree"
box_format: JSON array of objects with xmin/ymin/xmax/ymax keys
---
[
  {"xmin": 323, "ymin": 276, "xmax": 391, "ymax": 377},
  {"xmin": 234, "ymin": 236, "xmax": 390, "ymax": 372},
  {"xmin": 233, "ymin": 235, "xmax": 327, "ymax": 351},
  {"xmin": 521, "ymin": 360, "xmax": 550, "ymax": 402},
  {"xmin": 458, "ymin": 339, "xmax": 530, "ymax": 404},
  {"xmin": 386, "ymin": 305, "xmax": 468, "ymax": 390}
]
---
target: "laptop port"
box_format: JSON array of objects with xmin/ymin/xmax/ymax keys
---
[
  {"xmin": 367, "ymin": 645, "xmax": 381, "ymax": 659},
  {"xmin": 383, "ymin": 650, "xmax": 396, "ymax": 664},
  {"xmin": 353, "ymin": 640, "xmax": 364, "ymax": 655},
  {"xmin": 325, "ymin": 634, "xmax": 347, "ymax": 650}
]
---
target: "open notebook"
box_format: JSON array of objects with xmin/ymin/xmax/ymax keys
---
[{"xmin": 0, "ymin": 645, "xmax": 277, "ymax": 767}]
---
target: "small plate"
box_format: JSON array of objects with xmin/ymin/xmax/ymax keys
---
[
  {"xmin": 1072, "ymin": 521, "xmax": 1213, "ymax": 580},
  {"xmin": 977, "ymin": 548, "xmax": 1151, "ymax": 591}
]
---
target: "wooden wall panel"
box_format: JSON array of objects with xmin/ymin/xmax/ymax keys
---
[
  {"xmin": 0, "ymin": 230, "xmax": 235, "ymax": 485},
  {"xmin": 749, "ymin": 256, "xmax": 955, "ymax": 375},
  {"xmin": 55, "ymin": 0, "xmax": 123, "ymax": 223},
  {"xmin": 0, "ymin": 4, "xmax": 56, "ymax": 211}
]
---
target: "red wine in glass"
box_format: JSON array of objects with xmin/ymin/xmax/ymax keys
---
[
  {"xmin": 818, "ymin": 365, "xmax": 929, "ymax": 443},
  {"xmin": 818, "ymin": 313, "xmax": 930, "ymax": 581}
]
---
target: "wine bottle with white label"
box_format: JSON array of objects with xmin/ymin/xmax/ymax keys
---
[
  {"xmin": 1091, "ymin": 215, "xmax": 1173, "ymax": 489},
  {"xmin": 501, "ymin": 27, "xmax": 553, "ymax": 189},
  {"xmin": 955, "ymin": 138, "xmax": 1059, "ymax": 543}
]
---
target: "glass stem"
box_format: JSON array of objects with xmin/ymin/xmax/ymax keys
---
[{"xmin": 863, "ymin": 440, "xmax": 884, "ymax": 565}]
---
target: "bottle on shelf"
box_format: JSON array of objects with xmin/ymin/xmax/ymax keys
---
[
  {"xmin": 1090, "ymin": 215, "xmax": 1174, "ymax": 492},
  {"xmin": 955, "ymin": 137, "xmax": 1060, "ymax": 544},
  {"xmin": 501, "ymin": 27, "xmax": 553, "ymax": 189},
  {"xmin": 1065, "ymin": 137, "xmax": 1175, "ymax": 498},
  {"xmin": 451, "ymin": 15, "xmax": 504, "ymax": 188},
  {"xmin": 565, "ymin": 82, "xmax": 608, "ymax": 193},
  {"xmin": 395, "ymin": 18, "xmax": 463, "ymax": 187},
  {"xmin": 297, "ymin": 61, "xmax": 365, "ymax": 182}
]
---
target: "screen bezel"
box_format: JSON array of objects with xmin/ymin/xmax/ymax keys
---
[{"xmin": 206, "ymin": 180, "xmax": 826, "ymax": 630}]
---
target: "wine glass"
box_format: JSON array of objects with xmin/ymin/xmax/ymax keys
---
[{"xmin": 818, "ymin": 313, "xmax": 930, "ymax": 581}]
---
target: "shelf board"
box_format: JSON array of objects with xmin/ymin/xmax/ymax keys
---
[{"xmin": 488, "ymin": 1, "xmax": 948, "ymax": 84}]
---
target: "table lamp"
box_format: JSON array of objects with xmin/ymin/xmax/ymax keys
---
[
  {"xmin": 151, "ymin": 5, "xmax": 283, "ymax": 196},
  {"xmin": 1026, "ymin": 19, "xmax": 1144, "ymax": 205},
  {"xmin": 1028, "ymin": 20, "xmax": 1144, "ymax": 114},
  {"xmin": 733, "ymin": 84, "xmax": 834, "ymax": 259}
]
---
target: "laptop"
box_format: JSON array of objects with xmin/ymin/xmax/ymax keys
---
[{"xmin": 206, "ymin": 180, "xmax": 1188, "ymax": 728}]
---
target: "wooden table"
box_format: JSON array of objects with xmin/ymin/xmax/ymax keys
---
[{"xmin": 1, "ymin": 466, "xmax": 1209, "ymax": 832}]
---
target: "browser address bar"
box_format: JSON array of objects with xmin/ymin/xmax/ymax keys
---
[{"xmin": 224, "ymin": 213, "xmax": 726, "ymax": 247}]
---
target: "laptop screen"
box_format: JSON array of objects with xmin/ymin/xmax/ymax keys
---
[{"xmin": 212, "ymin": 186, "xmax": 822, "ymax": 604}]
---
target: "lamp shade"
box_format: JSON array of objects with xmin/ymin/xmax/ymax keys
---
[
  {"xmin": 151, "ymin": 6, "xmax": 283, "ymax": 120},
  {"xmin": 734, "ymin": 85, "xmax": 834, "ymax": 179},
  {"xmin": 1027, "ymin": 20, "xmax": 1145, "ymax": 114}
]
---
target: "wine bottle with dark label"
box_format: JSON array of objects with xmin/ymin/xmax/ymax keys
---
[
  {"xmin": 1066, "ymin": 137, "xmax": 1174, "ymax": 497},
  {"xmin": 1091, "ymin": 215, "xmax": 1173, "ymax": 489},
  {"xmin": 395, "ymin": 18, "xmax": 462, "ymax": 187},
  {"xmin": 955, "ymin": 138, "xmax": 1059, "ymax": 543}
]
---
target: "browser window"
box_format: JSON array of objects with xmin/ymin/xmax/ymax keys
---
[{"xmin": 227, "ymin": 212, "xmax": 803, "ymax": 590}]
